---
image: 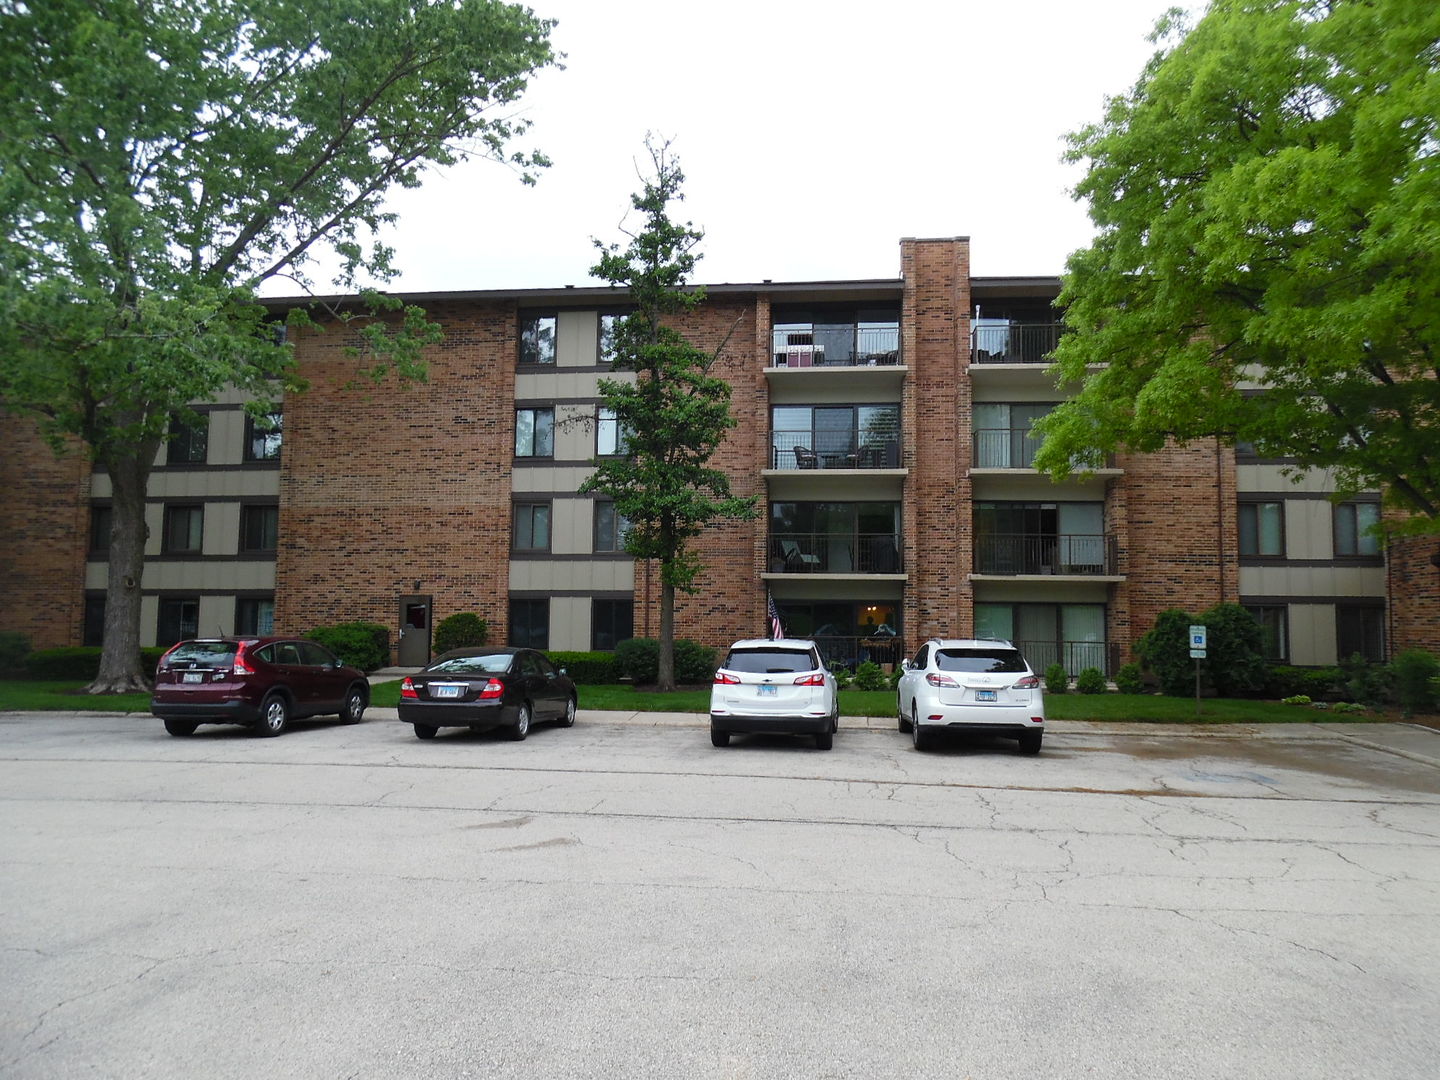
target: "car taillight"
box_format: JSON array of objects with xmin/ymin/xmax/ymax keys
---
[
  {"xmin": 232, "ymin": 643, "xmax": 255, "ymax": 676},
  {"xmin": 793, "ymin": 673, "xmax": 825, "ymax": 686},
  {"xmin": 479, "ymin": 678, "xmax": 505, "ymax": 699},
  {"xmin": 714, "ymin": 672, "xmax": 741, "ymax": 684},
  {"xmin": 1012, "ymin": 675, "xmax": 1040, "ymax": 690},
  {"xmin": 400, "ymin": 677, "xmax": 418, "ymax": 699},
  {"xmin": 926, "ymin": 673, "xmax": 959, "ymax": 687}
]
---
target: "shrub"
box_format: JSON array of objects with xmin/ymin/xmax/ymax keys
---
[
  {"xmin": 1044, "ymin": 662, "xmax": 1069, "ymax": 694},
  {"xmin": 433, "ymin": 613, "xmax": 488, "ymax": 655},
  {"xmin": 831, "ymin": 666, "xmax": 853, "ymax": 690},
  {"xmin": 1200, "ymin": 603, "xmax": 1268, "ymax": 697},
  {"xmin": 1075, "ymin": 667, "xmax": 1107, "ymax": 694},
  {"xmin": 307, "ymin": 622, "xmax": 388, "ymax": 672},
  {"xmin": 673, "ymin": 639, "xmax": 718, "ymax": 684},
  {"xmin": 546, "ymin": 651, "xmax": 621, "ymax": 684},
  {"xmin": 1281, "ymin": 694, "xmax": 1312, "ymax": 706},
  {"xmin": 1134, "ymin": 608, "xmax": 1197, "ymax": 696},
  {"xmin": 25, "ymin": 646, "xmax": 165, "ymax": 680},
  {"xmin": 1331, "ymin": 701, "xmax": 1367, "ymax": 714},
  {"xmin": 614, "ymin": 638, "xmax": 659, "ymax": 683},
  {"xmin": 0, "ymin": 631, "xmax": 31, "ymax": 677},
  {"xmin": 1340, "ymin": 653, "xmax": 1391, "ymax": 707},
  {"xmin": 1266, "ymin": 665, "xmax": 1343, "ymax": 701},
  {"xmin": 1391, "ymin": 648, "xmax": 1440, "ymax": 717},
  {"xmin": 889, "ymin": 667, "xmax": 905, "ymax": 691},
  {"xmin": 1114, "ymin": 662, "xmax": 1144, "ymax": 695},
  {"xmin": 853, "ymin": 661, "xmax": 889, "ymax": 691}
]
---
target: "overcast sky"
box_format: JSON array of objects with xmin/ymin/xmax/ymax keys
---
[{"xmin": 270, "ymin": 0, "xmax": 1192, "ymax": 296}]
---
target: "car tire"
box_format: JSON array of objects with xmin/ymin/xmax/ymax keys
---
[
  {"xmin": 508, "ymin": 703, "xmax": 531, "ymax": 741},
  {"xmin": 710, "ymin": 727, "xmax": 730, "ymax": 748},
  {"xmin": 559, "ymin": 696, "xmax": 577, "ymax": 728},
  {"xmin": 815, "ymin": 730, "xmax": 833, "ymax": 751},
  {"xmin": 910, "ymin": 703, "xmax": 929, "ymax": 751},
  {"xmin": 255, "ymin": 693, "xmax": 289, "ymax": 737},
  {"xmin": 340, "ymin": 685, "xmax": 367, "ymax": 724},
  {"xmin": 1019, "ymin": 730, "xmax": 1043, "ymax": 755},
  {"xmin": 163, "ymin": 718, "xmax": 198, "ymax": 737},
  {"xmin": 413, "ymin": 723, "xmax": 437, "ymax": 740}
]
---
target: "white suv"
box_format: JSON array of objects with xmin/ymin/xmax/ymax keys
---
[
  {"xmin": 709, "ymin": 639, "xmax": 840, "ymax": 750},
  {"xmin": 896, "ymin": 638, "xmax": 1045, "ymax": 754}
]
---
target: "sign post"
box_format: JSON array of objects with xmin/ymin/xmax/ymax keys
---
[{"xmin": 1189, "ymin": 625, "xmax": 1208, "ymax": 716}]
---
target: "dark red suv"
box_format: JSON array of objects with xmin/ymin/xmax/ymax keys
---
[{"xmin": 150, "ymin": 637, "xmax": 370, "ymax": 737}]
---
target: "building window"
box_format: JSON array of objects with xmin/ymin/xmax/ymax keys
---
[
  {"xmin": 972, "ymin": 403, "xmax": 1055, "ymax": 468},
  {"xmin": 89, "ymin": 504, "xmax": 112, "ymax": 555},
  {"xmin": 157, "ymin": 597, "xmax": 199, "ymax": 647},
  {"xmin": 515, "ymin": 407, "xmax": 554, "ymax": 458},
  {"xmin": 1246, "ymin": 605, "xmax": 1289, "ymax": 661},
  {"xmin": 594, "ymin": 501, "xmax": 631, "ymax": 553},
  {"xmin": 592, "ymin": 599, "xmax": 633, "ymax": 651},
  {"xmin": 513, "ymin": 502, "xmax": 551, "ymax": 552},
  {"xmin": 162, "ymin": 505, "xmax": 204, "ymax": 554},
  {"xmin": 974, "ymin": 602, "xmax": 1108, "ymax": 676},
  {"xmin": 509, "ymin": 598, "xmax": 549, "ymax": 649},
  {"xmin": 599, "ymin": 312, "xmax": 623, "ymax": 363},
  {"xmin": 239, "ymin": 504, "xmax": 279, "ymax": 553},
  {"xmin": 244, "ymin": 411, "xmax": 283, "ymax": 461},
  {"xmin": 597, "ymin": 407, "xmax": 630, "ymax": 456},
  {"xmin": 167, "ymin": 414, "xmax": 208, "ymax": 464},
  {"xmin": 770, "ymin": 404, "xmax": 900, "ymax": 469},
  {"xmin": 519, "ymin": 313, "xmax": 557, "ymax": 365},
  {"xmin": 1336, "ymin": 605, "xmax": 1385, "ymax": 663},
  {"xmin": 1238, "ymin": 501, "xmax": 1284, "ymax": 557},
  {"xmin": 1334, "ymin": 501, "xmax": 1381, "ymax": 557},
  {"xmin": 83, "ymin": 593, "xmax": 106, "ymax": 646},
  {"xmin": 236, "ymin": 597, "xmax": 275, "ymax": 636}
]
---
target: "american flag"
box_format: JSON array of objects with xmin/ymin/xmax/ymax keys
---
[{"xmin": 767, "ymin": 593, "xmax": 784, "ymax": 640}]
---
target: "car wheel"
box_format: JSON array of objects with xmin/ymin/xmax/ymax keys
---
[
  {"xmin": 910, "ymin": 702, "xmax": 929, "ymax": 751},
  {"xmin": 560, "ymin": 696, "xmax": 577, "ymax": 727},
  {"xmin": 163, "ymin": 718, "xmax": 198, "ymax": 737},
  {"xmin": 710, "ymin": 727, "xmax": 730, "ymax": 748},
  {"xmin": 508, "ymin": 703, "xmax": 531, "ymax": 741},
  {"xmin": 340, "ymin": 685, "xmax": 367, "ymax": 724},
  {"xmin": 815, "ymin": 730, "xmax": 833, "ymax": 751},
  {"xmin": 255, "ymin": 693, "xmax": 288, "ymax": 737},
  {"xmin": 413, "ymin": 723, "xmax": 437, "ymax": 740},
  {"xmin": 1019, "ymin": 730, "xmax": 1043, "ymax": 755}
]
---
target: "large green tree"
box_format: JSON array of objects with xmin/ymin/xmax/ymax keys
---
[
  {"xmin": 0, "ymin": 0, "xmax": 557, "ymax": 691},
  {"xmin": 1034, "ymin": 0, "xmax": 1440, "ymax": 535},
  {"xmin": 581, "ymin": 138, "xmax": 755, "ymax": 692}
]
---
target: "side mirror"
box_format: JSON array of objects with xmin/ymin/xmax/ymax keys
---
[
  {"xmin": 557, "ymin": 668, "xmax": 567, "ymax": 677},
  {"xmin": 900, "ymin": 659, "xmax": 911, "ymax": 672}
]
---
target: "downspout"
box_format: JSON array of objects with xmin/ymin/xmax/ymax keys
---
[{"xmin": 1216, "ymin": 436, "xmax": 1226, "ymax": 602}]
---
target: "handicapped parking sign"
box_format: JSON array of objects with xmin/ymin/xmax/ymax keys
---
[{"xmin": 1189, "ymin": 625, "xmax": 1207, "ymax": 658}]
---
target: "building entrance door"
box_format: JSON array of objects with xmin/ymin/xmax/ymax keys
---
[{"xmin": 397, "ymin": 595, "xmax": 431, "ymax": 667}]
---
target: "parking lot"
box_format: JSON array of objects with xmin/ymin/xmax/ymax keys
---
[{"xmin": 2, "ymin": 710, "xmax": 1438, "ymax": 1079}]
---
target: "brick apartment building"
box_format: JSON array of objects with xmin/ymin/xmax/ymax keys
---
[{"xmin": 3, "ymin": 236, "xmax": 1435, "ymax": 670}]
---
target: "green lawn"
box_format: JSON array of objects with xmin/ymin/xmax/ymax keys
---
[{"xmin": 3, "ymin": 678, "xmax": 1388, "ymax": 724}]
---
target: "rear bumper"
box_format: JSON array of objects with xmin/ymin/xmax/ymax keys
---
[
  {"xmin": 711, "ymin": 712, "xmax": 833, "ymax": 735},
  {"xmin": 398, "ymin": 700, "xmax": 514, "ymax": 729},
  {"xmin": 150, "ymin": 698, "xmax": 260, "ymax": 725}
]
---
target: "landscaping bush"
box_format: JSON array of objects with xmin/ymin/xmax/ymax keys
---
[
  {"xmin": 1044, "ymin": 662, "xmax": 1069, "ymax": 694},
  {"xmin": 831, "ymin": 666, "xmax": 853, "ymax": 690},
  {"xmin": 0, "ymin": 631, "xmax": 31, "ymax": 677},
  {"xmin": 1200, "ymin": 603, "xmax": 1268, "ymax": 697},
  {"xmin": 1266, "ymin": 665, "xmax": 1342, "ymax": 701},
  {"xmin": 24, "ymin": 646, "xmax": 165, "ymax": 680},
  {"xmin": 1391, "ymin": 648, "xmax": 1440, "ymax": 717},
  {"xmin": 547, "ymin": 651, "xmax": 621, "ymax": 684},
  {"xmin": 613, "ymin": 638, "xmax": 716, "ymax": 685},
  {"xmin": 306, "ymin": 622, "xmax": 389, "ymax": 672},
  {"xmin": 433, "ymin": 613, "xmax": 488, "ymax": 655},
  {"xmin": 1114, "ymin": 662, "xmax": 1144, "ymax": 695},
  {"xmin": 674, "ymin": 639, "xmax": 718, "ymax": 684},
  {"xmin": 1134, "ymin": 608, "xmax": 1197, "ymax": 696},
  {"xmin": 852, "ymin": 661, "xmax": 889, "ymax": 692},
  {"xmin": 1075, "ymin": 667, "xmax": 1107, "ymax": 694},
  {"xmin": 1340, "ymin": 653, "xmax": 1391, "ymax": 707}
]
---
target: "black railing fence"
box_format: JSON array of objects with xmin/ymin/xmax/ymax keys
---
[
  {"xmin": 971, "ymin": 322, "xmax": 1061, "ymax": 364},
  {"xmin": 974, "ymin": 533, "xmax": 1118, "ymax": 576},
  {"xmin": 772, "ymin": 326, "xmax": 901, "ymax": 368},
  {"xmin": 770, "ymin": 532, "xmax": 904, "ymax": 574},
  {"xmin": 770, "ymin": 429, "xmax": 901, "ymax": 470}
]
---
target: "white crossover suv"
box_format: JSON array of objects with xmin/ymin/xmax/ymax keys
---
[
  {"xmin": 709, "ymin": 638, "xmax": 840, "ymax": 750},
  {"xmin": 896, "ymin": 638, "xmax": 1045, "ymax": 754}
]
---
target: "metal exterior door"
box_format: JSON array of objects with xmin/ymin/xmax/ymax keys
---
[{"xmin": 397, "ymin": 595, "xmax": 431, "ymax": 667}]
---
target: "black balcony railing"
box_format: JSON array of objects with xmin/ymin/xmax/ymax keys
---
[
  {"xmin": 771, "ymin": 429, "xmax": 901, "ymax": 470},
  {"xmin": 815, "ymin": 635, "xmax": 906, "ymax": 672},
  {"xmin": 772, "ymin": 326, "xmax": 901, "ymax": 368},
  {"xmin": 975, "ymin": 533, "xmax": 1118, "ymax": 575},
  {"xmin": 1015, "ymin": 639, "xmax": 1120, "ymax": 678},
  {"xmin": 770, "ymin": 532, "xmax": 904, "ymax": 574},
  {"xmin": 972, "ymin": 322, "xmax": 1061, "ymax": 364},
  {"xmin": 973, "ymin": 427, "xmax": 1042, "ymax": 468}
]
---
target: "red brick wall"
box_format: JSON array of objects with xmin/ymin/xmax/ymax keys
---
[
  {"xmin": 0, "ymin": 417, "xmax": 91, "ymax": 650},
  {"xmin": 273, "ymin": 302, "xmax": 515, "ymax": 651},
  {"xmin": 1387, "ymin": 534, "xmax": 1440, "ymax": 654}
]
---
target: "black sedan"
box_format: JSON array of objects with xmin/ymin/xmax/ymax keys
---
[{"xmin": 398, "ymin": 647, "xmax": 577, "ymax": 741}]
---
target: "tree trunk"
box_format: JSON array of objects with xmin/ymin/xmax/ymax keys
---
[
  {"xmin": 86, "ymin": 443, "xmax": 158, "ymax": 694},
  {"xmin": 657, "ymin": 579, "xmax": 676, "ymax": 692}
]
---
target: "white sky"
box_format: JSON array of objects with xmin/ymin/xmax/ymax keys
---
[{"xmin": 273, "ymin": 0, "xmax": 1190, "ymax": 296}]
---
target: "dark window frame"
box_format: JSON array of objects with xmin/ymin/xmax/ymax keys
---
[
  {"xmin": 591, "ymin": 598, "xmax": 633, "ymax": 652},
  {"xmin": 1238, "ymin": 500, "xmax": 1286, "ymax": 558},
  {"xmin": 1336, "ymin": 604, "xmax": 1385, "ymax": 663},
  {"xmin": 518, "ymin": 312, "xmax": 558, "ymax": 366},
  {"xmin": 162, "ymin": 504, "xmax": 204, "ymax": 554},
  {"xmin": 157, "ymin": 596, "xmax": 200, "ymax": 647},
  {"xmin": 1333, "ymin": 500, "xmax": 1382, "ymax": 558},
  {"xmin": 1245, "ymin": 605, "xmax": 1289, "ymax": 662},
  {"xmin": 243, "ymin": 411, "xmax": 283, "ymax": 462},
  {"xmin": 515, "ymin": 406, "xmax": 555, "ymax": 459},
  {"xmin": 89, "ymin": 503, "xmax": 112, "ymax": 556},
  {"xmin": 235, "ymin": 596, "xmax": 276, "ymax": 636},
  {"xmin": 167, "ymin": 413, "xmax": 209, "ymax": 465},
  {"xmin": 238, "ymin": 503, "xmax": 279, "ymax": 553},
  {"xmin": 593, "ymin": 500, "xmax": 631, "ymax": 553},
  {"xmin": 509, "ymin": 598, "xmax": 550, "ymax": 650},
  {"xmin": 512, "ymin": 501, "xmax": 552, "ymax": 552}
]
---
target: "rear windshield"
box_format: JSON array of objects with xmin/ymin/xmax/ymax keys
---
[
  {"xmin": 427, "ymin": 653, "xmax": 514, "ymax": 675},
  {"xmin": 164, "ymin": 641, "xmax": 238, "ymax": 666},
  {"xmin": 723, "ymin": 648, "xmax": 816, "ymax": 674},
  {"xmin": 936, "ymin": 648, "xmax": 1026, "ymax": 674}
]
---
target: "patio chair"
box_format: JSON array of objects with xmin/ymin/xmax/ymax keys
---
[
  {"xmin": 780, "ymin": 540, "xmax": 822, "ymax": 572},
  {"xmin": 792, "ymin": 446, "xmax": 819, "ymax": 469}
]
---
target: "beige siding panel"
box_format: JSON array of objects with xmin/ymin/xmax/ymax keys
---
[
  {"xmin": 144, "ymin": 504, "xmax": 165, "ymax": 556},
  {"xmin": 1287, "ymin": 603, "xmax": 1337, "ymax": 666},
  {"xmin": 970, "ymin": 581, "xmax": 1112, "ymax": 604},
  {"xmin": 206, "ymin": 503, "xmax": 239, "ymax": 556},
  {"xmin": 209, "ymin": 410, "xmax": 248, "ymax": 465},
  {"xmin": 197, "ymin": 595, "xmax": 235, "ymax": 638},
  {"xmin": 142, "ymin": 471, "xmax": 280, "ymax": 499},
  {"xmin": 554, "ymin": 403, "xmax": 594, "ymax": 461},
  {"xmin": 142, "ymin": 561, "xmax": 276, "ymax": 592},
  {"xmin": 971, "ymin": 387, "xmax": 1063, "ymax": 404},
  {"xmin": 1287, "ymin": 501, "xmax": 1333, "ymax": 561},
  {"xmin": 512, "ymin": 466, "xmax": 597, "ymax": 494},
  {"xmin": 549, "ymin": 596, "xmax": 592, "ymax": 651},
  {"xmin": 769, "ymin": 381, "xmax": 903, "ymax": 406},
  {"xmin": 509, "ymin": 559, "xmax": 635, "ymax": 593},
  {"xmin": 84, "ymin": 563, "xmax": 107, "ymax": 590},
  {"xmin": 1239, "ymin": 564, "xmax": 1385, "ymax": 598},
  {"xmin": 139, "ymin": 595, "xmax": 158, "ymax": 648},
  {"xmin": 557, "ymin": 310, "xmax": 598, "ymax": 368},
  {"xmin": 1237, "ymin": 465, "xmax": 1349, "ymax": 495},
  {"xmin": 515, "ymin": 368, "xmax": 636, "ymax": 401},
  {"xmin": 551, "ymin": 500, "xmax": 591, "ymax": 556}
]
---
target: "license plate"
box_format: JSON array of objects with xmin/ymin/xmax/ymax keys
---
[
  {"xmin": 433, "ymin": 684, "xmax": 463, "ymax": 699},
  {"xmin": 757, "ymin": 684, "xmax": 777, "ymax": 697},
  {"xmin": 182, "ymin": 672, "xmax": 204, "ymax": 684},
  {"xmin": 975, "ymin": 689, "xmax": 997, "ymax": 702}
]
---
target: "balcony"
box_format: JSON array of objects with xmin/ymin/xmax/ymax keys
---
[
  {"xmin": 974, "ymin": 426, "xmax": 1043, "ymax": 469},
  {"xmin": 972, "ymin": 322, "xmax": 1061, "ymax": 365},
  {"xmin": 1015, "ymin": 639, "xmax": 1120, "ymax": 678},
  {"xmin": 770, "ymin": 429, "xmax": 902, "ymax": 471},
  {"xmin": 772, "ymin": 326, "xmax": 900, "ymax": 368},
  {"xmin": 974, "ymin": 533, "xmax": 1119, "ymax": 576},
  {"xmin": 768, "ymin": 532, "xmax": 905, "ymax": 575},
  {"xmin": 815, "ymin": 635, "xmax": 906, "ymax": 672}
]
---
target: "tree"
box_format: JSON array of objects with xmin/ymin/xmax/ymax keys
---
[
  {"xmin": 580, "ymin": 138, "xmax": 755, "ymax": 691},
  {"xmin": 1034, "ymin": 0, "xmax": 1440, "ymax": 536},
  {"xmin": 0, "ymin": 0, "xmax": 557, "ymax": 692}
]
